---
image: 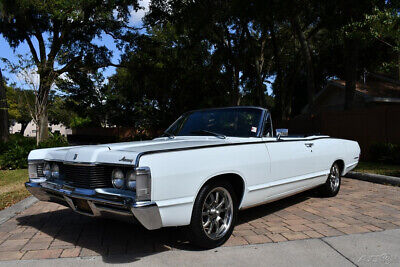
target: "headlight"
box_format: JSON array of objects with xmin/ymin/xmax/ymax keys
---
[
  {"xmin": 51, "ymin": 164, "xmax": 60, "ymax": 179},
  {"xmin": 126, "ymin": 170, "xmax": 136, "ymax": 190},
  {"xmin": 28, "ymin": 162, "xmax": 38, "ymax": 178},
  {"xmin": 43, "ymin": 163, "xmax": 51, "ymax": 179},
  {"xmin": 135, "ymin": 167, "xmax": 151, "ymax": 201},
  {"xmin": 111, "ymin": 168, "xmax": 125, "ymax": 189}
]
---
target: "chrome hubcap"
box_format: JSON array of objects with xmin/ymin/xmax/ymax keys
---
[
  {"xmin": 329, "ymin": 165, "xmax": 340, "ymax": 191},
  {"xmin": 202, "ymin": 187, "xmax": 233, "ymax": 240}
]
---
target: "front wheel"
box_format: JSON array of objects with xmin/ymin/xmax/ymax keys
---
[
  {"xmin": 319, "ymin": 163, "xmax": 341, "ymax": 197},
  {"xmin": 189, "ymin": 180, "xmax": 237, "ymax": 248}
]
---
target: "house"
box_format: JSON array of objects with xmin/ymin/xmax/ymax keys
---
[
  {"xmin": 9, "ymin": 120, "xmax": 72, "ymax": 137},
  {"xmin": 304, "ymin": 73, "xmax": 400, "ymax": 114},
  {"xmin": 283, "ymin": 73, "xmax": 400, "ymax": 160}
]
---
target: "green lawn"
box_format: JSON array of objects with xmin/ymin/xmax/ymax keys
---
[
  {"xmin": 354, "ymin": 162, "xmax": 400, "ymax": 177},
  {"xmin": 0, "ymin": 169, "xmax": 30, "ymax": 210}
]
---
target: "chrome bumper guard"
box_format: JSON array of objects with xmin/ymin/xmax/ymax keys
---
[{"xmin": 25, "ymin": 179, "xmax": 162, "ymax": 230}]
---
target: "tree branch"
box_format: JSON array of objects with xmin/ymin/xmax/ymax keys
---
[
  {"xmin": 35, "ymin": 32, "xmax": 47, "ymax": 63},
  {"xmin": 47, "ymin": 20, "xmax": 62, "ymax": 64},
  {"xmin": 25, "ymin": 36, "xmax": 40, "ymax": 66},
  {"xmin": 85, "ymin": 62, "xmax": 128, "ymax": 70},
  {"xmin": 104, "ymin": 29, "xmax": 119, "ymax": 40},
  {"xmin": 375, "ymin": 36, "xmax": 395, "ymax": 48},
  {"xmin": 306, "ymin": 23, "xmax": 322, "ymax": 40},
  {"xmin": 56, "ymin": 57, "xmax": 128, "ymax": 75},
  {"xmin": 55, "ymin": 56, "xmax": 81, "ymax": 74},
  {"xmin": 123, "ymin": 25, "xmax": 147, "ymax": 31}
]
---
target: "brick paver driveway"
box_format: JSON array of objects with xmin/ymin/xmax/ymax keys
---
[{"xmin": 0, "ymin": 178, "xmax": 399, "ymax": 261}]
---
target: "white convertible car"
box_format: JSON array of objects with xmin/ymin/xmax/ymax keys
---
[{"xmin": 26, "ymin": 107, "xmax": 360, "ymax": 248}]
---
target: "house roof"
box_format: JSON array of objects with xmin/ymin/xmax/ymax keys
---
[
  {"xmin": 302, "ymin": 74, "xmax": 400, "ymax": 113},
  {"xmin": 330, "ymin": 79, "xmax": 400, "ymax": 98}
]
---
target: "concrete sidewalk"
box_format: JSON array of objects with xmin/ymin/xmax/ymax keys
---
[{"xmin": 1, "ymin": 228, "xmax": 399, "ymax": 267}]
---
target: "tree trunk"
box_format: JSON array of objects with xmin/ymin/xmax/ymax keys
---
[
  {"xmin": 397, "ymin": 51, "xmax": 400, "ymax": 81},
  {"xmin": 292, "ymin": 16, "xmax": 315, "ymax": 108},
  {"xmin": 255, "ymin": 61, "xmax": 266, "ymax": 107},
  {"xmin": 255, "ymin": 33, "xmax": 267, "ymax": 107},
  {"xmin": 0, "ymin": 69, "xmax": 9, "ymax": 142},
  {"xmin": 270, "ymin": 24, "xmax": 284, "ymax": 121},
  {"xmin": 20, "ymin": 121, "xmax": 29, "ymax": 136},
  {"xmin": 36, "ymin": 78, "xmax": 52, "ymax": 144},
  {"xmin": 344, "ymin": 38, "xmax": 359, "ymax": 110},
  {"xmin": 37, "ymin": 105, "xmax": 48, "ymax": 144},
  {"xmin": 232, "ymin": 64, "xmax": 240, "ymax": 106}
]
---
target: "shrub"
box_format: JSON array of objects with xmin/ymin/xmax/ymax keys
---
[
  {"xmin": 0, "ymin": 134, "xmax": 68, "ymax": 169},
  {"xmin": 38, "ymin": 133, "xmax": 68, "ymax": 149},
  {"xmin": 369, "ymin": 143, "xmax": 400, "ymax": 164},
  {"xmin": 0, "ymin": 135, "xmax": 36, "ymax": 169},
  {"xmin": 70, "ymin": 116, "xmax": 92, "ymax": 128}
]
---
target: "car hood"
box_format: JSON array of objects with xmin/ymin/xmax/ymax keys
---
[{"xmin": 28, "ymin": 137, "xmax": 246, "ymax": 166}]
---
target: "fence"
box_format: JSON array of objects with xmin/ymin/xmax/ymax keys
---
[{"xmin": 278, "ymin": 105, "xmax": 400, "ymax": 160}]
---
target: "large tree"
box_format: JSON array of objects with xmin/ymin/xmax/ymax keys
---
[{"xmin": 0, "ymin": 0, "xmax": 138, "ymax": 142}]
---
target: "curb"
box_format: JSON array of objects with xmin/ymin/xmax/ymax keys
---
[
  {"xmin": 345, "ymin": 171, "xmax": 400, "ymax": 186},
  {"xmin": 0, "ymin": 196, "xmax": 38, "ymax": 225}
]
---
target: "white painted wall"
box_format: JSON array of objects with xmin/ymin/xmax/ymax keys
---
[{"xmin": 9, "ymin": 120, "xmax": 72, "ymax": 137}]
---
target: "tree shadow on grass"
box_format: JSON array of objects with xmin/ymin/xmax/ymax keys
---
[{"xmin": 16, "ymin": 189, "xmax": 319, "ymax": 263}]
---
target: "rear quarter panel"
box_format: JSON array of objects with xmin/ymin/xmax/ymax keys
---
[
  {"xmin": 314, "ymin": 138, "xmax": 360, "ymax": 175},
  {"xmin": 342, "ymin": 139, "xmax": 361, "ymax": 174}
]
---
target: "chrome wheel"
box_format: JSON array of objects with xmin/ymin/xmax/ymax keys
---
[
  {"xmin": 329, "ymin": 164, "xmax": 340, "ymax": 191},
  {"xmin": 201, "ymin": 187, "xmax": 234, "ymax": 240}
]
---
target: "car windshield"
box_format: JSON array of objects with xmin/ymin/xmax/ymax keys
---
[{"xmin": 165, "ymin": 108, "xmax": 264, "ymax": 138}]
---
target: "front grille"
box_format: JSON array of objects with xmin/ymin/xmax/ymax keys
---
[
  {"xmin": 37, "ymin": 164, "xmax": 44, "ymax": 177},
  {"xmin": 62, "ymin": 164, "xmax": 113, "ymax": 189}
]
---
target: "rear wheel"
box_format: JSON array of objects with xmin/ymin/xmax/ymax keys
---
[
  {"xmin": 319, "ymin": 163, "xmax": 341, "ymax": 197},
  {"xmin": 189, "ymin": 180, "xmax": 237, "ymax": 248}
]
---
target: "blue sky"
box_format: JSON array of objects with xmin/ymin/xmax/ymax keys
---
[{"xmin": 0, "ymin": 0, "xmax": 150, "ymax": 87}]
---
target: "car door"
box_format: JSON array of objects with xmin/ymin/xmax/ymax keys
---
[
  {"xmin": 306, "ymin": 138, "xmax": 339, "ymax": 174},
  {"xmin": 260, "ymin": 113, "xmax": 315, "ymax": 183},
  {"xmin": 263, "ymin": 138, "xmax": 316, "ymax": 183}
]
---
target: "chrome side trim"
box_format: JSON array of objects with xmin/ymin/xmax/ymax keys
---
[{"xmin": 248, "ymin": 171, "xmax": 329, "ymax": 192}]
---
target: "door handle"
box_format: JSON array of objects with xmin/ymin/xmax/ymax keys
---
[{"xmin": 305, "ymin": 143, "xmax": 314, "ymax": 147}]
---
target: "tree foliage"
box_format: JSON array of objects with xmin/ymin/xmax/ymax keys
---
[
  {"xmin": 0, "ymin": 0, "xmax": 138, "ymax": 142},
  {"xmin": 103, "ymin": 0, "xmax": 399, "ymax": 128},
  {"xmin": 2, "ymin": 0, "xmax": 399, "ymax": 138},
  {"xmin": 6, "ymin": 86, "xmax": 34, "ymax": 135}
]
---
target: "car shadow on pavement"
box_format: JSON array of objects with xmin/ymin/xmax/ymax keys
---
[
  {"xmin": 15, "ymin": 206, "xmax": 198, "ymax": 263},
  {"xmin": 236, "ymin": 190, "xmax": 315, "ymax": 225},
  {"xmin": 16, "ymin": 189, "xmax": 318, "ymax": 263}
]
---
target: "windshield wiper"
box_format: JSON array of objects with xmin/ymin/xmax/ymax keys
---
[
  {"xmin": 190, "ymin": 130, "xmax": 226, "ymax": 139},
  {"xmin": 162, "ymin": 131, "xmax": 175, "ymax": 139}
]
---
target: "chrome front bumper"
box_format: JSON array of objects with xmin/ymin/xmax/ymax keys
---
[{"xmin": 25, "ymin": 179, "xmax": 162, "ymax": 230}]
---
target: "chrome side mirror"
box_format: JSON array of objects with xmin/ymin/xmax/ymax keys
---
[{"xmin": 276, "ymin": 128, "xmax": 288, "ymax": 139}]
